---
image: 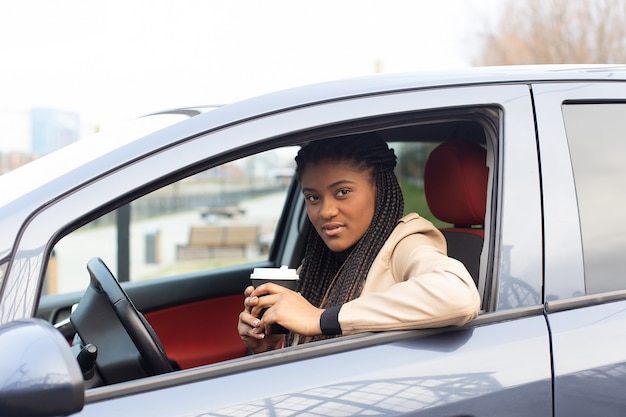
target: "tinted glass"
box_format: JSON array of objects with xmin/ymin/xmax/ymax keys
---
[{"xmin": 563, "ymin": 103, "xmax": 626, "ymax": 294}]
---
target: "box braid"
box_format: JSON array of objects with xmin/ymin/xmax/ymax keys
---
[{"xmin": 288, "ymin": 133, "xmax": 404, "ymax": 344}]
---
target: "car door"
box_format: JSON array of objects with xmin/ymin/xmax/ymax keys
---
[
  {"xmin": 534, "ymin": 81, "xmax": 626, "ymax": 416},
  {"xmin": 35, "ymin": 83, "xmax": 552, "ymax": 416}
]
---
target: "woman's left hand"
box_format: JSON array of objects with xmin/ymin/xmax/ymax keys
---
[{"xmin": 251, "ymin": 283, "xmax": 323, "ymax": 336}]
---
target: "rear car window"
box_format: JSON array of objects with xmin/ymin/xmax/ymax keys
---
[{"xmin": 563, "ymin": 103, "xmax": 626, "ymax": 294}]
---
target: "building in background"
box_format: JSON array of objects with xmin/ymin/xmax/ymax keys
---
[
  {"xmin": 0, "ymin": 107, "xmax": 81, "ymax": 174},
  {"xmin": 31, "ymin": 107, "xmax": 80, "ymax": 156},
  {"xmin": 0, "ymin": 108, "xmax": 33, "ymax": 174},
  {"xmin": 0, "ymin": 151, "xmax": 36, "ymax": 175}
]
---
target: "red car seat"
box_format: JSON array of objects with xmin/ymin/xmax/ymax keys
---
[{"xmin": 424, "ymin": 139, "xmax": 489, "ymax": 284}]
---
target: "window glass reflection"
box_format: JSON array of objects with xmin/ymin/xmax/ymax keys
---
[{"xmin": 563, "ymin": 103, "xmax": 626, "ymax": 293}]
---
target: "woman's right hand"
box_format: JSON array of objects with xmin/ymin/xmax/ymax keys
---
[{"xmin": 238, "ymin": 285, "xmax": 283, "ymax": 353}]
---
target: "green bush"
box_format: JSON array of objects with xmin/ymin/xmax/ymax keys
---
[{"xmin": 399, "ymin": 181, "xmax": 449, "ymax": 229}]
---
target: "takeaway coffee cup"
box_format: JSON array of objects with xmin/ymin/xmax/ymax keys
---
[
  {"xmin": 250, "ymin": 265, "xmax": 299, "ymax": 290},
  {"xmin": 250, "ymin": 266, "xmax": 299, "ymax": 334}
]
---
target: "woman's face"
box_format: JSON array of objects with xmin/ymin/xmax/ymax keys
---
[{"xmin": 300, "ymin": 159, "xmax": 377, "ymax": 252}]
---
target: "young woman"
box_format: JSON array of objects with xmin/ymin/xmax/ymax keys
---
[{"xmin": 238, "ymin": 133, "xmax": 481, "ymax": 353}]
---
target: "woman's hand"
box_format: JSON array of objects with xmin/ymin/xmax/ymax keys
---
[
  {"xmin": 251, "ymin": 283, "xmax": 324, "ymax": 337},
  {"xmin": 238, "ymin": 285, "xmax": 283, "ymax": 354}
]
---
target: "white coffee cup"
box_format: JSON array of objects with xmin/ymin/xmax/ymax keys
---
[
  {"xmin": 250, "ymin": 265, "xmax": 299, "ymax": 290},
  {"xmin": 250, "ymin": 266, "xmax": 299, "ymax": 334}
]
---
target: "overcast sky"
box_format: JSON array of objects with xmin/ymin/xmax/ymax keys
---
[{"xmin": 0, "ymin": 0, "xmax": 503, "ymax": 152}]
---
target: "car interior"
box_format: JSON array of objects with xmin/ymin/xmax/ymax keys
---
[
  {"xmin": 423, "ymin": 138, "xmax": 488, "ymax": 284},
  {"xmin": 37, "ymin": 105, "xmax": 497, "ymax": 388}
]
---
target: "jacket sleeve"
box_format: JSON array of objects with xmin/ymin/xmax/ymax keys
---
[{"xmin": 337, "ymin": 233, "xmax": 481, "ymax": 335}]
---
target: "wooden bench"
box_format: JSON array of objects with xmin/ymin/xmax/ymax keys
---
[{"xmin": 177, "ymin": 225, "xmax": 259, "ymax": 260}]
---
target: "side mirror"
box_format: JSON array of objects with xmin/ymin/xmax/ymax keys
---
[{"xmin": 0, "ymin": 318, "xmax": 84, "ymax": 417}]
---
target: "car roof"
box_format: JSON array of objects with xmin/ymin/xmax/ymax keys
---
[
  {"xmin": 231, "ymin": 64, "xmax": 626, "ymax": 112},
  {"xmin": 1, "ymin": 64, "xmax": 625, "ymax": 257}
]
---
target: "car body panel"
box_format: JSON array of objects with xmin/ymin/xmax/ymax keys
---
[
  {"xmin": 76, "ymin": 313, "xmax": 551, "ymax": 417},
  {"xmin": 547, "ymin": 298, "xmax": 626, "ymax": 416},
  {"xmin": 489, "ymin": 84, "xmax": 543, "ymax": 311}
]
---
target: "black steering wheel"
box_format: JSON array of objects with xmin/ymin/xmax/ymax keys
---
[{"xmin": 70, "ymin": 257, "xmax": 172, "ymax": 384}]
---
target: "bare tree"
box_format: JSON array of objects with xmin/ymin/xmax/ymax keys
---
[{"xmin": 474, "ymin": 0, "xmax": 626, "ymax": 65}]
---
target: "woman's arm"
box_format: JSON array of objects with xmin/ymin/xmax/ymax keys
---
[{"xmin": 337, "ymin": 234, "xmax": 480, "ymax": 335}]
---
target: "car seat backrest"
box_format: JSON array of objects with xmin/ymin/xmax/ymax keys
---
[{"xmin": 423, "ymin": 138, "xmax": 489, "ymax": 284}]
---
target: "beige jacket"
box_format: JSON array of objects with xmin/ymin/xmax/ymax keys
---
[{"xmin": 338, "ymin": 213, "xmax": 481, "ymax": 335}]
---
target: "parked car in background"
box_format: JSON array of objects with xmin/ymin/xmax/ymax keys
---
[{"xmin": 1, "ymin": 65, "xmax": 626, "ymax": 416}]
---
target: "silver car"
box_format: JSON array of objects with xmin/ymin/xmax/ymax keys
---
[{"xmin": 1, "ymin": 65, "xmax": 626, "ymax": 416}]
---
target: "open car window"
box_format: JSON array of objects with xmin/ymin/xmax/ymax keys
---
[
  {"xmin": 36, "ymin": 105, "xmax": 500, "ymax": 391},
  {"xmin": 45, "ymin": 147, "xmax": 299, "ymax": 295}
]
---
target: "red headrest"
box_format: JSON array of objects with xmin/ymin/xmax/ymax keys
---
[{"xmin": 424, "ymin": 139, "xmax": 488, "ymax": 226}]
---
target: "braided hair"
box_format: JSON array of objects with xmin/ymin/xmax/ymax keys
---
[{"xmin": 290, "ymin": 132, "xmax": 404, "ymax": 344}]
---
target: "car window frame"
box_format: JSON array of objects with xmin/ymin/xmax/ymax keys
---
[{"xmin": 533, "ymin": 81, "xmax": 626, "ymax": 305}]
